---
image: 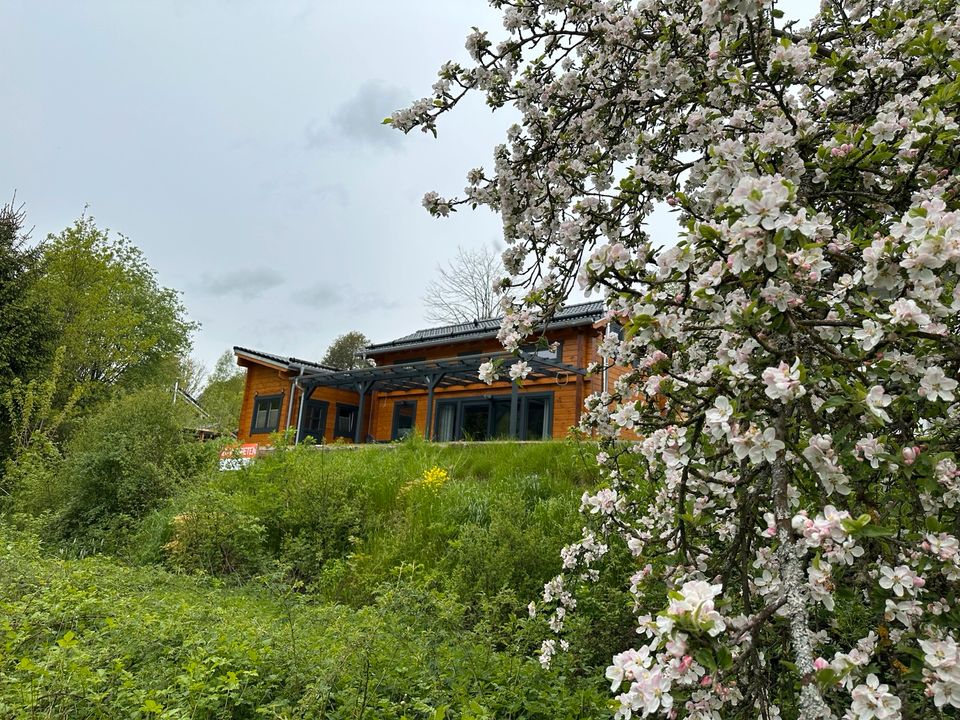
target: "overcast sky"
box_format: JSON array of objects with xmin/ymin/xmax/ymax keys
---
[{"xmin": 2, "ymin": 0, "xmax": 817, "ymax": 375}]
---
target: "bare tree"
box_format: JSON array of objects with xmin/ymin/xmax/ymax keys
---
[{"xmin": 422, "ymin": 245, "xmax": 501, "ymax": 325}]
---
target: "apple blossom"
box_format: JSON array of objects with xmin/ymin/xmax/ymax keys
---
[
  {"xmin": 399, "ymin": 0, "xmax": 960, "ymax": 716},
  {"xmin": 848, "ymin": 674, "xmax": 902, "ymax": 720},
  {"xmin": 919, "ymin": 366, "xmax": 958, "ymax": 402},
  {"xmin": 508, "ymin": 359, "xmax": 531, "ymax": 382}
]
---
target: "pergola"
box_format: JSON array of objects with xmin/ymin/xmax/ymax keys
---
[{"xmin": 295, "ymin": 351, "xmax": 587, "ymax": 443}]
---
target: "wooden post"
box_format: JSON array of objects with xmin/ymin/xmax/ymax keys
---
[
  {"xmin": 354, "ymin": 379, "xmax": 374, "ymax": 443},
  {"xmin": 424, "ymin": 372, "xmax": 445, "ymax": 441}
]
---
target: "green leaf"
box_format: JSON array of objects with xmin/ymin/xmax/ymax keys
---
[
  {"xmin": 56, "ymin": 631, "xmax": 77, "ymax": 649},
  {"xmin": 694, "ymin": 648, "xmax": 717, "ymax": 672},
  {"xmin": 856, "ymin": 524, "xmax": 895, "ymax": 538},
  {"xmin": 141, "ymin": 699, "xmax": 163, "ymax": 714}
]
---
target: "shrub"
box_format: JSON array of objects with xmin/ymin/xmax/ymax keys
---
[
  {"xmin": 0, "ymin": 522, "xmax": 611, "ymax": 719},
  {"xmin": 162, "ymin": 490, "xmax": 268, "ymax": 578},
  {"xmin": 54, "ymin": 387, "xmax": 218, "ymax": 550}
]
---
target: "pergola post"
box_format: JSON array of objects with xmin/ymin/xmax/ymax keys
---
[
  {"xmin": 297, "ymin": 353, "xmax": 586, "ymax": 444},
  {"xmin": 354, "ymin": 379, "xmax": 374, "ymax": 444},
  {"xmin": 424, "ymin": 372, "xmax": 445, "ymax": 441},
  {"xmin": 509, "ymin": 379, "xmax": 519, "ymax": 439}
]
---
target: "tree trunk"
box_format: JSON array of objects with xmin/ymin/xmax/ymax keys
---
[{"xmin": 772, "ymin": 410, "xmax": 831, "ymax": 719}]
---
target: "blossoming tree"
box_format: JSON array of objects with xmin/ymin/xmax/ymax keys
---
[{"xmin": 390, "ymin": 0, "xmax": 960, "ymax": 717}]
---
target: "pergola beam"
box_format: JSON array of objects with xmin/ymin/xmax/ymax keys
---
[
  {"xmin": 294, "ymin": 352, "xmax": 588, "ymax": 444},
  {"xmin": 302, "ymin": 352, "xmax": 585, "ymax": 393}
]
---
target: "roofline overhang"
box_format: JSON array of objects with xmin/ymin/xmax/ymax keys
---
[
  {"xmin": 234, "ymin": 348, "xmax": 291, "ymax": 372},
  {"xmin": 363, "ymin": 315, "xmax": 601, "ymax": 357},
  {"xmin": 234, "ymin": 346, "xmax": 337, "ymax": 375}
]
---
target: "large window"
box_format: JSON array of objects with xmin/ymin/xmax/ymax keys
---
[
  {"xmin": 433, "ymin": 393, "xmax": 553, "ymax": 441},
  {"xmin": 334, "ymin": 403, "xmax": 359, "ymax": 439},
  {"xmin": 391, "ymin": 401, "xmax": 417, "ymax": 440},
  {"xmin": 299, "ymin": 399, "xmax": 328, "ymax": 442},
  {"xmin": 522, "ymin": 340, "xmax": 562, "ymax": 361},
  {"xmin": 250, "ymin": 394, "xmax": 283, "ymax": 435}
]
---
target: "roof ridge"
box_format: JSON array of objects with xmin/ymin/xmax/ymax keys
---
[
  {"xmin": 404, "ymin": 299, "xmax": 603, "ymax": 337},
  {"xmin": 365, "ymin": 300, "xmax": 605, "ymax": 353}
]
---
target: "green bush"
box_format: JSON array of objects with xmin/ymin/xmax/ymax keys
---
[
  {"xmin": 54, "ymin": 387, "xmax": 218, "ymax": 551},
  {"xmin": 130, "ymin": 440, "xmax": 636, "ymax": 664},
  {"xmin": 142, "ymin": 441, "xmax": 600, "ymax": 599},
  {"xmin": 0, "ymin": 522, "xmax": 611, "ymax": 719},
  {"xmin": 162, "ymin": 490, "xmax": 268, "ymax": 579}
]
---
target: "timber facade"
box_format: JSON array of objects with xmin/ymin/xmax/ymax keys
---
[{"xmin": 234, "ymin": 301, "xmax": 619, "ymax": 445}]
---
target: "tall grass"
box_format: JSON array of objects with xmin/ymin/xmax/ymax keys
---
[{"xmin": 134, "ymin": 439, "xmax": 603, "ymax": 601}]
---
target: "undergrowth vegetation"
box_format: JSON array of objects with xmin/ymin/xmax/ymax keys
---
[{"xmin": 0, "ymin": 439, "xmax": 634, "ymax": 718}]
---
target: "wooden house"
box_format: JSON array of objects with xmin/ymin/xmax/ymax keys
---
[{"xmin": 234, "ymin": 301, "xmax": 620, "ymax": 445}]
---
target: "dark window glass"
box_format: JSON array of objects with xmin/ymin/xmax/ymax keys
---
[
  {"xmin": 431, "ymin": 393, "xmax": 553, "ymax": 442},
  {"xmin": 522, "ymin": 341, "xmax": 561, "ymax": 361},
  {"xmin": 251, "ymin": 394, "xmax": 283, "ymax": 434},
  {"xmin": 334, "ymin": 404, "xmax": 358, "ymax": 438},
  {"xmin": 300, "ymin": 400, "xmax": 327, "ymax": 441},
  {"xmin": 461, "ymin": 403, "xmax": 490, "ymax": 441},
  {"xmin": 491, "ymin": 399, "xmax": 512, "ymax": 438},
  {"xmin": 524, "ymin": 398, "xmax": 549, "ymax": 440},
  {"xmin": 392, "ymin": 401, "xmax": 417, "ymax": 440}
]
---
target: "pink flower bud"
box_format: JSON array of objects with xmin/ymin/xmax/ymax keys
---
[
  {"xmin": 666, "ymin": 195, "xmax": 678, "ymax": 206},
  {"xmin": 679, "ymin": 655, "xmax": 693, "ymax": 671},
  {"xmin": 902, "ymin": 446, "xmax": 921, "ymax": 465},
  {"xmin": 700, "ymin": 675, "xmax": 712, "ymax": 687},
  {"xmin": 813, "ymin": 657, "xmax": 829, "ymax": 671},
  {"xmin": 913, "ymin": 576, "xmax": 925, "ymax": 588}
]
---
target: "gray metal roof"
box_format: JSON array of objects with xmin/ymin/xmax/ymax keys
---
[
  {"xmin": 364, "ymin": 301, "xmax": 605, "ymax": 356},
  {"xmin": 233, "ymin": 346, "xmax": 337, "ymax": 373}
]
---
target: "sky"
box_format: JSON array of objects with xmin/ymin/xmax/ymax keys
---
[{"xmin": 2, "ymin": 0, "xmax": 818, "ymax": 376}]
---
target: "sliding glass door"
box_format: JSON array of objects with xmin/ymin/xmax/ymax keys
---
[{"xmin": 432, "ymin": 393, "xmax": 553, "ymax": 441}]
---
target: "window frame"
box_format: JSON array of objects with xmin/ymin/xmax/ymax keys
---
[
  {"xmin": 300, "ymin": 399, "xmax": 329, "ymax": 443},
  {"xmin": 333, "ymin": 403, "xmax": 359, "ymax": 439},
  {"xmin": 250, "ymin": 393, "xmax": 284, "ymax": 435},
  {"xmin": 391, "ymin": 400, "xmax": 418, "ymax": 441},
  {"xmin": 521, "ymin": 340, "xmax": 563, "ymax": 362},
  {"xmin": 432, "ymin": 391, "xmax": 554, "ymax": 441}
]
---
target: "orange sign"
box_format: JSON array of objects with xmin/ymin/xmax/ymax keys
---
[{"xmin": 219, "ymin": 443, "xmax": 259, "ymax": 460}]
